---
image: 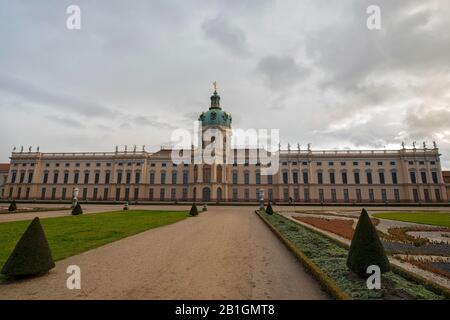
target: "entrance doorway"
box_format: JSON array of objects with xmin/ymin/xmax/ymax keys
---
[{"xmin": 202, "ymin": 187, "xmax": 211, "ymax": 202}]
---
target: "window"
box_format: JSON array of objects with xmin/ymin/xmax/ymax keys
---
[
  {"xmin": 353, "ymin": 162, "xmax": 358, "ymax": 166},
  {"xmin": 103, "ymin": 188, "xmax": 109, "ymax": 200},
  {"xmin": 317, "ymin": 162, "xmax": 322, "ymax": 166},
  {"xmin": 421, "ymin": 172, "xmax": 427, "ymax": 184},
  {"xmin": 342, "ymin": 172, "xmax": 348, "ymax": 184},
  {"xmin": 319, "ymin": 189, "xmax": 324, "ymax": 202},
  {"xmin": 283, "ymin": 188, "xmax": 289, "ymax": 201},
  {"xmin": 343, "ymin": 189, "xmax": 349, "ymax": 202},
  {"xmin": 117, "ymin": 172, "xmax": 123, "ymax": 184},
  {"xmin": 329, "ymin": 172, "xmax": 335, "ymax": 184},
  {"xmin": 125, "ymin": 188, "xmax": 130, "ymax": 201},
  {"xmin": 341, "ymin": 162, "xmax": 346, "ymax": 166},
  {"xmin": 379, "ymin": 172, "xmax": 385, "ymax": 184},
  {"xmin": 115, "ymin": 188, "xmax": 121, "ymax": 201},
  {"xmin": 365, "ymin": 162, "xmax": 371, "ymax": 166},
  {"xmin": 126, "ymin": 172, "xmax": 131, "ymax": 184},
  {"xmin": 390, "ymin": 161, "xmax": 396, "ymax": 166},
  {"xmin": 369, "ymin": 189, "xmax": 374, "ymax": 202},
  {"xmin": 161, "ymin": 172, "xmax": 166, "ymax": 184},
  {"xmin": 41, "ymin": 187, "xmax": 46, "ymax": 199},
  {"xmin": 354, "ymin": 172, "xmax": 360, "ymax": 184},
  {"xmin": 282, "ymin": 172, "xmax": 288, "ymax": 184},
  {"xmin": 294, "ymin": 188, "xmax": 299, "ymax": 201},
  {"xmin": 61, "ymin": 188, "xmax": 67, "ymax": 200},
  {"xmin": 161, "ymin": 188, "xmax": 166, "ymax": 201},
  {"xmin": 53, "ymin": 172, "xmax": 59, "ymax": 184},
  {"xmin": 412, "ymin": 189, "xmax": 419, "ymax": 202},
  {"xmin": 419, "ymin": 161, "xmax": 425, "ymax": 165},
  {"xmin": 28, "ymin": 172, "xmax": 33, "ymax": 183},
  {"xmin": 303, "ymin": 172, "xmax": 308, "ymax": 184},
  {"xmin": 381, "ymin": 189, "xmax": 387, "ymax": 202},
  {"xmin": 302, "ymin": 161, "xmax": 308, "ymax": 166},
  {"xmin": 232, "ymin": 171, "xmax": 238, "ymax": 184},
  {"xmin": 232, "ymin": 188, "xmax": 238, "ymax": 201},
  {"xmin": 331, "ymin": 189, "xmax": 337, "ymax": 202},
  {"xmin": 328, "ymin": 162, "xmax": 334, "ymax": 166},
  {"xmin": 51, "ymin": 187, "xmax": 57, "ymax": 200},
  {"xmin": 304, "ymin": 189, "xmax": 310, "ymax": 202},
  {"xmin": 84, "ymin": 172, "xmax": 89, "ymax": 184},
  {"xmin": 105, "ymin": 172, "xmax": 110, "ymax": 184},
  {"xmin": 150, "ymin": 172, "xmax": 155, "ymax": 184},
  {"xmin": 356, "ymin": 189, "xmax": 362, "ymax": 202},
  {"xmin": 96, "ymin": 163, "xmax": 101, "ymax": 167},
  {"xmin": 171, "ymin": 171, "xmax": 177, "ymax": 184},
  {"xmin": 435, "ymin": 189, "xmax": 441, "ymax": 201},
  {"xmin": 63, "ymin": 172, "xmax": 69, "ymax": 184},
  {"xmin": 244, "ymin": 189, "xmax": 249, "ymax": 201},
  {"xmin": 256, "ymin": 171, "xmax": 261, "ymax": 184},
  {"xmin": 366, "ymin": 172, "xmax": 373, "ymax": 184},
  {"xmin": 95, "ymin": 172, "xmax": 100, "ymax": 184},
  {"xmin": 391, "ymin": 172, "xmax": 398, "ymax": 185},
  {"xmin": 394, "ymin": 189, "xmax": 400, "ymax": 202},
  {"xmin": 20, "ymin": 172, "xmax": 25, "ymax": 183},
  {"xmin": 183, "ymin": 171, "xmax": 188, "ymax": 184},
  {"xmin": 424, "ymin": 189, "xmax": 430, "ymax": 202},
  {"xmin": 317, "ymin": 172, "xmax": 323, "ymax": 184},
  {"xmin": 43, "ymin": 172, "xmax": 48, "ymax": 184},
  {"xmin": 82, "ymin": 188, "xmax": 87, "ymax": 200},
  {"xmin": 134, "ymin": 188, "xmax": 139, "ymax": 201},
  {"xmin": 410, "ymin": 171, "xmax": 416, "ymax": 184},
  {"xmin": 378, "ymin": 162, "xmax": 383, "ymax": 166},
  {"xmin": 244, "ymin": 171, "xmax": 249, "ymax": 184},
  {"xmin": 182, "ymin": 188, "xmax": 188, "ymax": 201},
  {"xmin": 93, "ymin": 188, "xmax": 98, "ymax": 200},
  {"xmin": 268, "ymin": 175, "xmax": 273, "ymax": 184},
  {"xmin": 432, "ymin": 172, "xmax": 438, "ymax": 184},
  {"xmin": 149, "ymin": 188, "xmax": 154, "ymax": 201},
  {"xmin": 408, "ymin": 161, "xmax": 414, "ymax": 165},
  {"xmin": 292, "ymin": 172, "xmax": 298, "ymax": 184}
]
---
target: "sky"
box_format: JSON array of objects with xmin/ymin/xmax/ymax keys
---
[{"xmin": 1, "ymin": 0, "xmax": 450, "ymax": 168}]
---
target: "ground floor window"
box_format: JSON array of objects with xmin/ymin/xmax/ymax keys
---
[
  {"xmin": 369, "ymin": 189, "xmax": 374, "ymax": 202},
  {"xmin": 435, "ymin": 189, "xmax": 441, "ymax": 201},
  {"xmin": 17, "ymin": 187, "xmax": 22, "ymax": 200},
  {"xmin": 423, "ymin": 189, "xmax": 430, "ymax": 202},
  {"xmin": 25, "ymin": 187, "xmax": 30, "ymax": 200},
  {"xmin": 381, "ymin": 189, "xmax": 387, "ymax": 202},
  {"xmin": 343, "ymin": 189, "xmax": 349, "ymax": 202},
  {"xmin": 51, "ymin": 187, "xmax": 56, "ymax": 200},
  {"xmin": 294, "ymin": 188, "xmax": 299, "ymax": 201},
  {"xmin": 304, "ymin": 189, "xmax": 309, "ymax": 202},
  {"xmin": 115, "ymin": 188, "xmax": 121, "ymax": 201},
  {"xmin": 319, "ymin": 189, "xmax": 324, "ymax": 202},
  {"xmin": 394, "ymin": 189, "xmax": 400, "ymax": 202},
  {"xmin": 283, "ymin": 188, "xmax": 289, "ymax": 201},
  {"xmin": 412, "ymin": 189, "xmax": 419, "ymax": 202},
  {"xmin": 134, "ymin": 188, "xmax": 139, "ymax": 201},
  {"xmin": 244, "ymin": 189, "xmax": 249, "ymax": 202},
  {"xmin": 331, "ymin": 189, "xmax": 337, "ymax": 202},
  {"xmin": 124, "ymin": 188, "xmax": 130, "ymax": 201},
  {"xmin": 149, "ymin": 188, "xmax": 154, "ymax": 201},
  {"xmin": 160, "ymin": 188, "xmax": 165, "ymax": 201},
  {"xmin": 103, "ymin": 188, "xmax": 109, "ymax": 200},
  {"xmin": 182, "ymin": 188, "xmax": 188, "ymax": 201},
  {"xmin": 171, "ymin": 188, "xmax": 176, "ymax": 201},
  {"xmin": 93, "ymin": 188, "xmax": 98, "ymax": 200},
  {"xmin": 62, "ymin": 188, "xmax": 67, "ymax": 200},
  {"xmin": 268, "ymin": 189, "xmax": 273, "ymax": 201},
  {"xmin": 355, "ymin": 189, "xmax": 362, "ymax": 202},
  {"xmin": 232, "ymin": 188, "xmax": 238, "ymax": 201},
  {"xmin": 82, "ymin": 188, "xmax": 87, "ymax": 200}
]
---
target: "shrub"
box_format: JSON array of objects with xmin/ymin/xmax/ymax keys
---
[
  {"xmin": 1, "ymin": 217, "xmax": 55, "ymax": 277},
  {"xmin": 123, "ymin": 202, "xmax": 129, "ymax": 211},
  {"xmin": 8, "ymin": 200, "xmax": 17, "ymax": 212},
  {"xmin": 202, "ymin": 204, "xmax": 208, "ymax": 212},
  {"xmin": 266, "ymin": 202, "xmax": 274, "ymax": 215},
  {"xmin": 347, "ymin": 208, "xmax": 390, "ymax": 277},
  {"xmin": 71, "ymin": 202, "xmax": 83, "ymax": 215},
  {"xmin": 189, "ymin": 203, "xmax": 198, "ymax": 216}
]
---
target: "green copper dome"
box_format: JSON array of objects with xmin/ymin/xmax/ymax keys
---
[{"xmin": 199, "ymin": 90, "xmax": 232, "ymax": 128}]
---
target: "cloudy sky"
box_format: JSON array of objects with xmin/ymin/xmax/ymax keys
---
[{"xmin": 1, "ymin": 0, "xmax": 450, "ymax": 168}]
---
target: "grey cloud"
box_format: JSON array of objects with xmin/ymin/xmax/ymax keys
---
[
  {"xmin": 0, "ymin": 73, "xmax": 118, "ymax": 118},
  {"xmin": 404, "ymin": 105, "xmax": 450, "ymax": 139},
  {"xmin": 46, "ymin": 114, "xmax": 85, "ymax": 128},
  {"xmin": 257, "ymin": 56, "xmax": 310, "ymax": 90},
  {"xmin": 202, "ymin": 16, "xmax": 248, "ymax": 55}
]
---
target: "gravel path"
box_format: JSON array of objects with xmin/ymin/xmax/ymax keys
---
[{"xmin": 0, "ymin": 206, "xmax": 328, "ymax": 300}]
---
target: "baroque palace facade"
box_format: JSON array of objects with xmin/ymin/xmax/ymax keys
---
[{"xmin": 0, "ymin": 89, "xmax": 448, "ymax": 204}]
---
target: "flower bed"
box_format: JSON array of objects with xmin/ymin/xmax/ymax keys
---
[
  {"xmin": 293, "ymin": 216, "xmax": 355, "ymax": 240},
  {"xmin": 258, "ymin": 211, "xmax": 447, "ymax": 300}
]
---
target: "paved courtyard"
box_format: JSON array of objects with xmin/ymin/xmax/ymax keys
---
[{"xmin": 0, "ymin": 206, "xmax": 328, "ymax": 300}]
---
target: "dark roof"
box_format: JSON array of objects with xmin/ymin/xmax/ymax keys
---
[{"xmin": 0, "ymin": 163, "xmax": 10, "ymax": 173}]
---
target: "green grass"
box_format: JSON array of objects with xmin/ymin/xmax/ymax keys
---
[
  {"xmin": 0, "ymin": 210, "xmax": 188, "ymax": 268},
  {"xmin": 373, "ymin": 212, "xmax": 450, "ymax": 227}
]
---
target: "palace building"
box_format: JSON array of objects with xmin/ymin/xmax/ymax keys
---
[{"xmin": 0, "ymin": 88, "xmax": 448, "ymax": 204}]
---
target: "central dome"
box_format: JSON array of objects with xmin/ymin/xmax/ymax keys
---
[{"xmin": 199, "ymin": 89, "xmax": 232, "ymax": 128}]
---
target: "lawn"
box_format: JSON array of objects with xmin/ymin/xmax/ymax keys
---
[
  {"xmin": 0, "ymin": 210, "xmax": 189, "ymax": 268},
  {"xmin": 373, "ymin": 212, "xmax": 450, "ymax": 228}
]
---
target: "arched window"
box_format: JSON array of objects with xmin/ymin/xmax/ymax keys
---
[{"xmin": 172, "ymin": 171, "xmax": 177, "ymax": 184}]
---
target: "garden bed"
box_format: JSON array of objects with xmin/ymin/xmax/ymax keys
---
[
  {"xmin": 257, "ymin": 210, "xmax": 447, "ymax": 300},
  {"xmin": 0, "ymin": 207, "xmax": 70, "ymax": 214}
]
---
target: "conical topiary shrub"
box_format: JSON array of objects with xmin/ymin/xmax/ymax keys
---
[
  {"xmin": 189, "ymin": 203, "xmax": 198, "ymax": 216},
  {"xmin": 71, "ymin": 202, "xmax": 83, "ymax": 215},
  {"xmin": 8, "ymin": 200, "xmax": 17, "ymax": 212},
  {"xmin": 265, "ymin": 202, "xmax": 274, "ymax": 215},
  {"xmin": 1, "ymin": 217, "xmax": 55, "ymax": 277},
  {"xmin": 347, "ymin": 208, "xmax": 390, "ymax": 277}
]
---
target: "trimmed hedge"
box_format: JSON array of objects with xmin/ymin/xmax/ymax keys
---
[
  {"xmin": 8, "ymin": 200, "xmax": 17, "ymax": 212},
  {"xmin": 1, "ymin": 217, "xmax": 55, "ymax": 277},
  {"xmin": 189, "ymin": 203, "xmax": 199, "ymax": 216}
]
